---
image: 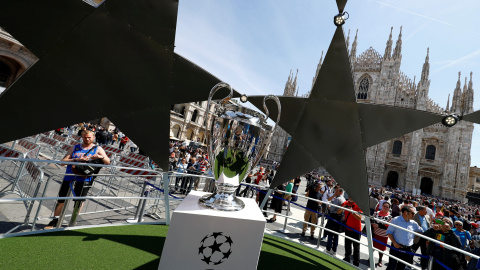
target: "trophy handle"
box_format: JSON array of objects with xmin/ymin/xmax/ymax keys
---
[
  {"xmin": 252, "ymin": 95, "xmax": 281, "ymax": 169},
  {"xmin": 205, "ymin": 82, "xmax": 233, "ymax": 168}
]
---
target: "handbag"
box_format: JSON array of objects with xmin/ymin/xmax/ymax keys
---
[{"xmin": 71, "ymin": 146, "xmax": 103, "ymax": 178}]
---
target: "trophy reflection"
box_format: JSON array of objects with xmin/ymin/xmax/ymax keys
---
[{"xmin": 199, "ymin": 82, "xmax": 281, "ymax": 211}]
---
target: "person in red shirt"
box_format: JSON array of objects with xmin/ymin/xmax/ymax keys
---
[
  {"xmin": 119, "ymin": 136, "xmax": 129, "ymax": 150},
  {"xmin": 254, "ymin": 167, "xmax": 264, "ymax": 185},
  {"xmin": 341, "ymin": 197, "xmax": 363, "ymax": 267}
]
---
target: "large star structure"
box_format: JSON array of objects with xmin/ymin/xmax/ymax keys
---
[
  {"xmin": 0, "ymin": 0, "xmax": 238, "ymax": 170},
  {"xmin": 248, "ymin": 1, "xmax": 445, "ymax": 212}
]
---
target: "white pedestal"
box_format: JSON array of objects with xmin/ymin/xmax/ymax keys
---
[{"xmin": 158, "ymin": 191, "xmax": 266, "ymax": 270}]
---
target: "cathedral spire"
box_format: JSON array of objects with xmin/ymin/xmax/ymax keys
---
[
  {"xmin": 312, "ymin": 51, "xmax": 324, "ymax": 90},
  {"xmin": 346, "ymin": 29, "xmax": 351, "ymax": 53},
  {"xmin": 451, "ymin": 71, "xmax": 462, "ymax": 113},
  {"xmin": 384, "ymin": 27, "xmax": 393, "ymax": 60},
  {"xmin": 393, "ymin": 26, "xmax": 402, "ymax": 60},
  {"xmin": 420, "ymin": 48, "xmax": 430, "ymax": 84},
  {"xmin": 284, "ymin": 70, "xmax": 293, "ymax": 96},
  {"xmin": 466, "ymin": 72, "xmax": 475, "ymax": 113},
  {"xmin": 292, "ymin": 69, "xmax": 298, "ymax": 96},
  {"xmin": 350, "ymin": 29, "xmax": 358, "ymax": 65},
  {"xmin": 446, "ymin": 93, "xmax": 450, "ymax": 113},
  {"xmin": 462, "ymin": 76, "xmax": 468, "ymax": 114}
]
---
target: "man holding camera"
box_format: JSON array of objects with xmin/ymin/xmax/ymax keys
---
[{"xmin": 45, "ymin": 130, "xmax": 110, "ymax": 229}]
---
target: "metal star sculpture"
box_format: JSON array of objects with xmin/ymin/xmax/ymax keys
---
[
  {"xmin": 248, "ymin": 0, "xmax": 445, "ymax": 211},
  {"xmin": 0, "ymin": 0, "xmax": 238, "ymax": 170}
]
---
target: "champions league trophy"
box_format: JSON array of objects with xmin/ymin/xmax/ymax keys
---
[{"xmin": 199, "ymin": 82, "xmax": 281, "ymax": 211}]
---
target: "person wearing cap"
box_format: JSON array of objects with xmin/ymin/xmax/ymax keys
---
[
  {"xmin": 453, "ymin": 220, "xmax": 472, "ymax": 250},
  {"xmin": 385, "ymin": 205, "xmax": 424, "ymax": 270},
  {"xmin": 424, "ymin": 217, "xmax": 464, "ymax": 269}
]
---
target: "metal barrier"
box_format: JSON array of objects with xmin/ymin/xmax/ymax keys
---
[
  {"xmin": 248, "ymin": 183, "xmax": 480, "ymax": 270},
  {"xmin": 103, "ymin": 145, "xmax": 123, "ymax": 155},
  {"xmin": 0, "ymin": 155, "xmax": 477, "ymax": 270},
  {"xmin": 13, "ymin": 139, "xmax": 40, "ymax": 159},
  {"xmin": 126, "ymin": 152, "xmax": 148, "ymax": 162}
]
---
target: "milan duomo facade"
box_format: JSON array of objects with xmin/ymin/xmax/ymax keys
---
[{"xmin": 268, "ymin": 27, "xmax": 474, "ymax": 201}]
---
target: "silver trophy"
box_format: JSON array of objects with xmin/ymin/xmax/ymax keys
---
[{"xmin": 199, "ymin": 82, "xmax": 281, "ymax": 211}]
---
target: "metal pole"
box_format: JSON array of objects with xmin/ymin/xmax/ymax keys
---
[
  {"xmin": 23, "ymin": 169, "xmax": 44, "ymax": 226},
  {"xmin": 130, "ymin": 180, "xmax": 148, "ymax": 222},
  {"xmin": 56, "ymin": 188, "xmax": 72, "ymax": 229},
  {"xmin": 428, "ymin": 255, "xmax": 434, "ymax": 270},
  {"xmin": 31, "ymin": 176, "xmax": 53, "ymax": 231},
  {"xmin": 163, "ymin": 172, "xmax": 171, "ymax": 225},
  {"xmin": 137, "ymin": 184, "xmax": 149, "ymax": 223},
  {"xmin": 364, "ymin": 218, "xmax": 376, "ymax": 270},
  {"xmin": 259, "ymin": 188, "xmax": 273, "ymax": 211},
  {"xmin": 10, "ymin": 153, "xmax": 27, "ymax": 192},
  {"xmin": 282, "ymin": 199, "xmax": 290, "ymax": 233},
  {"xmin": 69, "ymin": 201, "xmax": 81, "ymax": 227},
  {"xmin": 317, "ymin": 205, "xmax": 326, "ymax": 248}
]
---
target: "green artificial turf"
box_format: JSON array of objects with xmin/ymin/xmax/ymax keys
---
[{"xmin": 0, "ymin": 225, "xmax": 354, "ymax": 270}]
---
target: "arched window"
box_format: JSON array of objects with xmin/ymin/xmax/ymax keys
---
[
  {"xmin": 186, "ymin": 128, "xmax": 194, "ymax": 140},
  {"xmin": 392, "ymin": 140, "xmax": 402, "ymax": 155},
  {"xmin": 425, "ymin": 145, "xmax": 436, "ymax": 160},
  {"xmin": 357, "ymin": 77, "xmax": 369, "ymax": 100},
  {"xmin": 180, "ymin": 107, "xmax": 185, "ymax": 117},
  {"xmin": 0, "ymin": 61, "xmax": 11, "ymax": 87},
  {"xmin": 191, "ymin": 110, "xmax": 198, "ymax": 123},
  {"xmin": 171, "ymin": 125, "xmax": 181, "ymax": 138}
]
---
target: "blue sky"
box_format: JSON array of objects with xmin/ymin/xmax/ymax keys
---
[{"xmin": 175, "ymin": 0, "xmax": 480, "ymax": 167}]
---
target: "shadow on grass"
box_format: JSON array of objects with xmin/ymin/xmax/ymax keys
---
[
  {"xmin": 260, "ymin": 236, "xmax": 353, "ymax": 270},
  {"xmin": 19, "ymin": 229, "xmax": 166, "ymax": 257}
]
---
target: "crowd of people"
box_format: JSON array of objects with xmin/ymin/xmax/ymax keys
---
[
  {"xmin": 284, "ymin": 173, "xmax": 480, "ymax": 270},
  {"xmin": 52, "ymin": 125, "xmax": 480, "ymax": 269},
  {"xmin": 56, "ymin": 123, "xmax": 139, "ymax": 154}
]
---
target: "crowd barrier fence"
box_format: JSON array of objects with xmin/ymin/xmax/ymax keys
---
[
  {"xmin": 0, "ymin": 155, "xmax": 478, "ymax": 269},
  {"xmin": 246, "ymin": 183, "xmax": 480, "ymax": 270}
]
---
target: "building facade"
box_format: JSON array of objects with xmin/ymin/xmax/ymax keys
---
[
  {"xmin": 170, "ymin": 101, "xmax": 214, "ymax": 145},
  {"xmin": 0, "ymin": 27, "xmax": 37, "ymax": 94},
  {"xmin": 310, "ymin": 27, "xmax": 474, "ymax": 200}
]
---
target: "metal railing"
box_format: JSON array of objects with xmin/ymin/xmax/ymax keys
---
[
  {"xmin": 250, "ymin": 184, "xmax": 479, "ymax": 270},
  {"xmin": 0, "ymin": 155, "xmax": 477, "ymax": 270}
]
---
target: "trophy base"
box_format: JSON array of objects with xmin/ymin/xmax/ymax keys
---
[{"xmin": 198, "ymin": 184, "xmax": 245, "ymax": 211}]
